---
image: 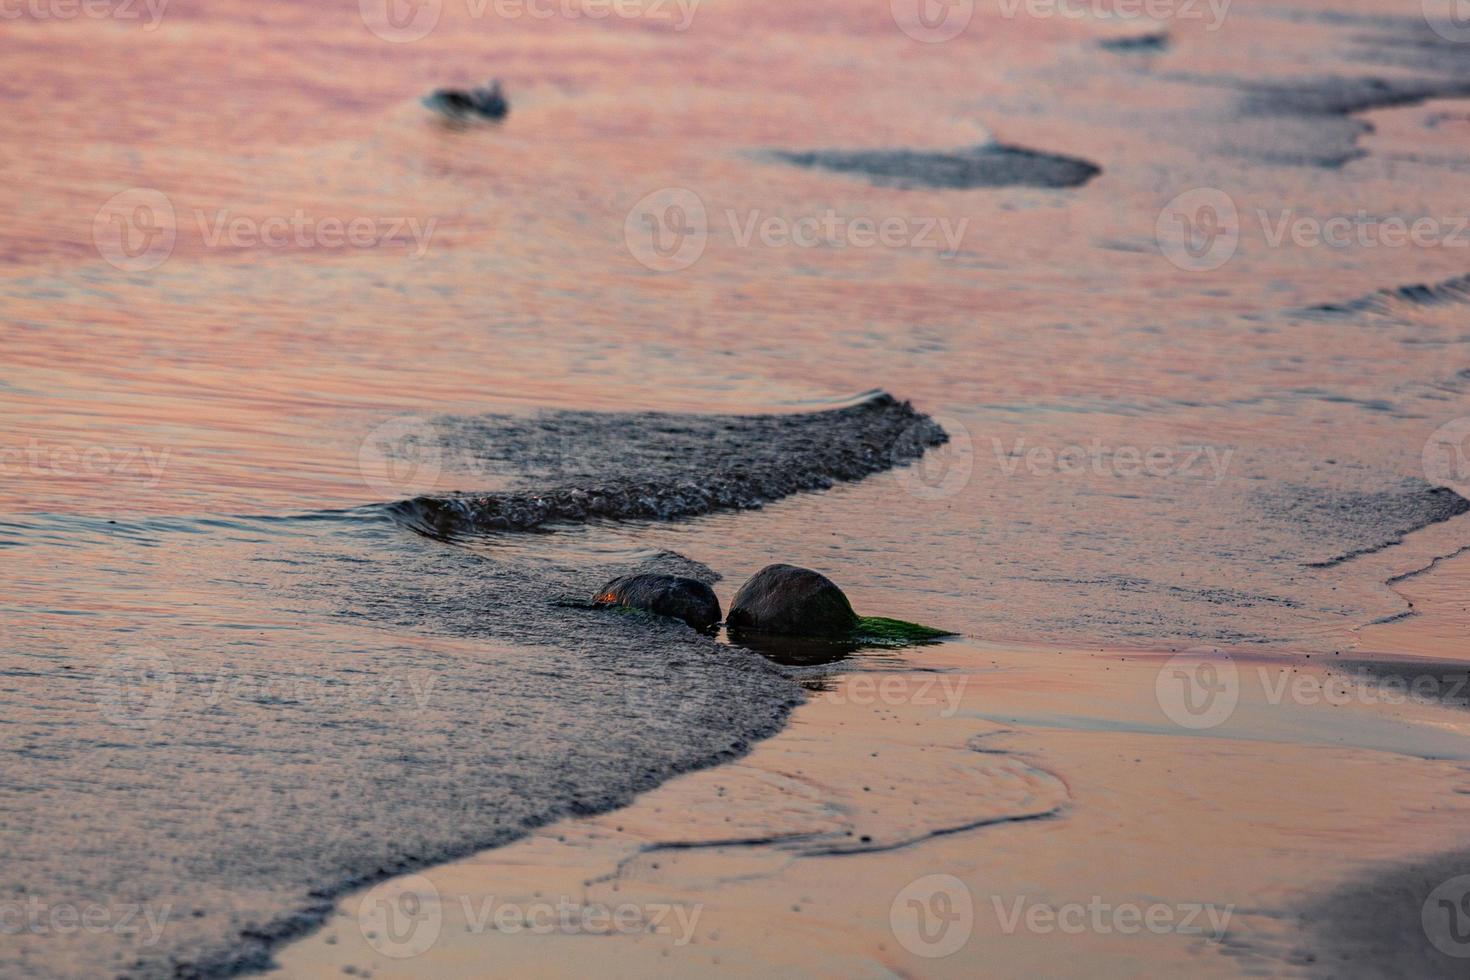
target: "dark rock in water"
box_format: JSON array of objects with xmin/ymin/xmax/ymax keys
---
[
  {"xmin": 726, "ymin": 564, "xmax": 860, "ymax": 638},
  {"xmin": 771, "ymin": 143, "xmax": 1101, "ymax": 190},
  {"xmin": 592, "ymin": 573, "xmax": 722, "ymax": 631},
  {"xmin": 424, "ymin": 79, "xmax": 509, "ymax": 121}
]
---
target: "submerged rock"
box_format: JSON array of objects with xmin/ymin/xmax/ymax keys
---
[
  {"xmin": 592, "ymin": 574, "xmax": 721, "ymax": 631},
  {"xmin": 726, "ymin": 564, "xmax": 860, "ymax": 638},
  {"xmin": 424, "ymin": 79, "xmax": 509, "ymax": 121}
]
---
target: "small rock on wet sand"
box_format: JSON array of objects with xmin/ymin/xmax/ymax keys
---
[
  {"xmin": 592, "ymin": 574, "xmax": 722, "ymax": 631},
  {"xmin": 726, "ymin": 564, "xmax": 860, "ymax": 638}
]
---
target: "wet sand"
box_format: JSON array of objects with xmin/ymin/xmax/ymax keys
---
[{"xmin": 272, "ymin": 527, "xmax": 1470, "ymax": 978}]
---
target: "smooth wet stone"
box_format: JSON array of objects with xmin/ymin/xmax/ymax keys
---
[
  {"xmin": 592, "ymin": 574, "xmax": 721, "ymax": 631},
  {"xmin": 726, "ymin": 564, "xmax": 860, "ymax": 638}
]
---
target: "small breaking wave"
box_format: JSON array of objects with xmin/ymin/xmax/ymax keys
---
[
  {"xmin": 389, "ymin": 392, "xmax": 947, "ymax": 536},
  {"xmin": 1300, "ymin": 271, "xmax": 1470, "ymax": 316}
]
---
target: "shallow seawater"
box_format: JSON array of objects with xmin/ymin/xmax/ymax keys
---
[{"xmin": 8, "ymin": 0, "xmax": 1470, "ymax": 976}]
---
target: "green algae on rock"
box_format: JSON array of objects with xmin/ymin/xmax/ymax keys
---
[{"xmin": 851, "ymin": 616, "xmax": 954, "ymax": 647}]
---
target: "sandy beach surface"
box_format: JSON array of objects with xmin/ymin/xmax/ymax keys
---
[
  {"xmin": 10, "ymin": 0, "xmax": 1470, "ymax": 975},
  {"xmin": 273, "ymin": 544, "xmax": 1470, "ymax": 978}
]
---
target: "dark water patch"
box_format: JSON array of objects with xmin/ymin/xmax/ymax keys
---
[
  {"xmin": 1258, "ymin": 480, "xmax": 1470, "ymax": 568},
  {"xmin": 768, "ymin": 144, "xmax": 1101, "ymax": 190},
  {"xmin": 1231, "ymin": 75, "xmax": 1470, "ymax": 167},
  {"xmin": 1333, "ymin": 658, "xmax": 1470, "ymax": 710},
  {"xmin": 1343, "ymin": 15, "xmax": 1470, "ymax": 78},
  {"xmin": 1288, "ymin": 388, "xmax": 1397, "ymax": 414},
  {"xmin": 1240, "ymin": 76, "xmax": 1470, "ymax": 123},
  {"xmin": 395, "ymin": 392, "xmax": 946, "ymax": 536},
  {"xmin": 1099, "ymin": 31, "xmax": 1169, "ymax": 52},
  {"xmin": 1283, "ymin": 847, "xmax": 1470, "ymax": 977}
]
